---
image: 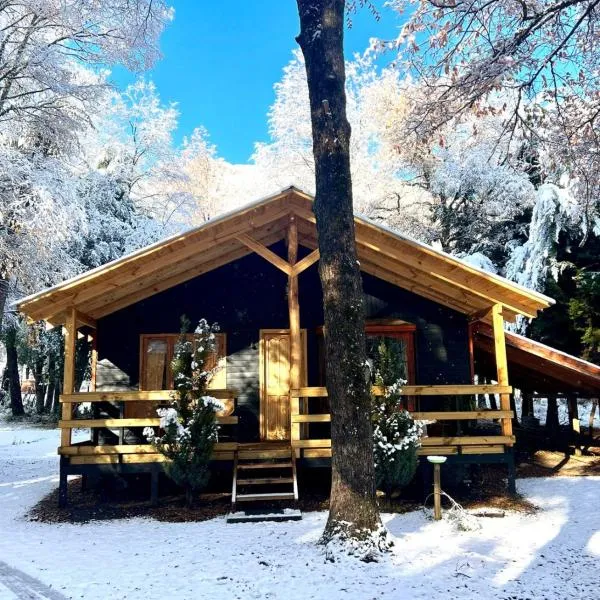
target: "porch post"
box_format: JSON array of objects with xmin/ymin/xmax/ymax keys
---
[
  {"xmin": 61, "ymin": 307, "xmax": 77, "ymax": 448},
  {"xmin": 491, "ymin": 303, "xmax": 513, "ymax": 437},
  {"xmin": 288, "ymin": 216, "xmax": 302, "ymax": 446}
]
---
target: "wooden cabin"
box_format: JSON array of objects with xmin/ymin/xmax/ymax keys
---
[{"xmin": 17, "ymin": 187, "xmax": 563, "ymax": 506}]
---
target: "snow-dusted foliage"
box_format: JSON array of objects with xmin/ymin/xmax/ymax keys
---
[
  {"xmin": 0, "ymin": 1, "xmax": 172, "ymax": 143},
  {"xmin": 145, "ymin": 317, "xmax": 222, "ymax": 506},
  {"xmin": 372, "ymin": 381, "xmax": 425, "ymax": 499},
  {"xmin": 506, "ymin": 183, "xmax": 581, "ymax": 292},
  {"xmin": 252, "ymin": 51, "xmax": 429, "ymax": 236},
  {"xmin": 0, "ymin": 1, "xmax": 173, "ymax": 322}
]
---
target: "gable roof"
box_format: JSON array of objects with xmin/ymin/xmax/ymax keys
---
[
  {"xmin": 17, "ymin": 186, "xmax": 553, "ymax": 325},
  {"xmin": 473, "ymin": 323, "xmax": 600, "ymax": 394}
]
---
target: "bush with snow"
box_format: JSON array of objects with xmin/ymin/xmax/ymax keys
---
[
  {"xmin": 145, "ymin": 317, "xmax": 223, "ymax": 506},
  {"xmin": 373, "ymin": 386, "xmax": 424, "ymax": 499}
]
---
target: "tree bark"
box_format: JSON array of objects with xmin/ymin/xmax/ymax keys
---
[
  {"xmin": 33, "ymin": 356, "xmax": 45, "ymax": 414},
  {"xmin": 521, "ymin": 390, "xmax": 533, "ymax": 418},
  {"xmin": 45, "ymin": 354, "xmax": 56, "ymax": 413},
  {"xmin": 545, "ymin": 394, "xmax": 559, "ymax": 436},
  {"xmin": 0, "ymin": 277, "xmax": 9, "ymax": 331},
  {"xmin": 296, "ymin": 0, "xmax": 383, "ymax": 546},
  {"xmin": 5, "ymin": 324, "xmax": 24, "ymax": 416}
]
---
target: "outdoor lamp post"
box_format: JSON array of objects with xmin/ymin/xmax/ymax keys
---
[{"xmin": 427, "ymin": 455, "xmax": 447, "ymax": 520}]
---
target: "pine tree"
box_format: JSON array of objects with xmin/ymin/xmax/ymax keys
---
[
  {"xmin": 370, "ymin": 339, "xmax": 423, "ymax": 499},
  {"xmin": 145, "ymin": 317, "xmax": 222, "ymax": 507}
]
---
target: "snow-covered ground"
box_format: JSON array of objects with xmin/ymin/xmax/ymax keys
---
[{"xmin": 0, "ymin": 423, "xmax": 598, "ymax": 600}]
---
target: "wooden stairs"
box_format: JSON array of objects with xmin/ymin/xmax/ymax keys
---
[{"xmin": 229, "ymin": 443, "xmax": 300, "ymax": 521}]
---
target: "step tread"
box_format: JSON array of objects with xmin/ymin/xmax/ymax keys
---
[
  {"xmin": 237, "ymin": 462, "xmax": 293, "ymax": 470},
  {"xmin": 237, "ymin": 477, "xmax": 294, "ymax": 485},
  {"xmin": 236, "ymin": 492, "xmax": 296, "ymax": 502}
]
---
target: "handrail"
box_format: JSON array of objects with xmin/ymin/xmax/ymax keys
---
[
  {"xmin": 59, "ymin": 415, "xmax": 238, "ymax": 428},
  {"xmin": 290, "ymin": 384, "xmax": 512, "ymax": 397},
  {"xmin": 60, "ymin": 388, "xmax": 238, "ymax": 403}
]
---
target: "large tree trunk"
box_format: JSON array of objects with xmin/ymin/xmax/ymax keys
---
[
  {"xmin": 296, "ymin": 0, "xmax": 384, "ymax": 551},
  {"xmin": 5, "ymin": 324, "xmax": 24, "ymax": 416}
]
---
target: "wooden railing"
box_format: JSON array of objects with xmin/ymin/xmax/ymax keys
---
[
  {"xmin": 58, "ymin": 389, "xmax": 239, "ymax": 464},
  {"xmin": 290, "ymin": 384, "xmax": 515, "ymax": 457}
]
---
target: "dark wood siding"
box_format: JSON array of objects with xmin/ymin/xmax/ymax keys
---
[{"xmin": 96, "ymin": 241, "xmax": 471, "ymax": 439}]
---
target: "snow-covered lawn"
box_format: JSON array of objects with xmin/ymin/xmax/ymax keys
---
[{"xmin": 0, "ymin": 424, "xmax": 598, "ymax": 600}]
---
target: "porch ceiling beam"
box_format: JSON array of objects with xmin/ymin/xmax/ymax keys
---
[
  {"xmin": 85, "ymin": 221, "xmax": 288, "ymax": 317},
  {"xmin": 297, "ymin": 224, "xmax": 524, "ymax": 321},
  {"xmin": 297, "ymin": 230, "xmax": 473, "ymax": 315},
  {"xmin": 292, "ymin": 248, "xmax": 320, "ymax": 276},
  {"xmin": 75, "ymin": 309, "xmax": 97, "ymax": 329},
  {"xmin": 469, "ymin": 306, "xmax": 494, "ymax": 322},
  {"xmin": 236, "ymin": 233, "xmax": 292, "ymax": 275}
]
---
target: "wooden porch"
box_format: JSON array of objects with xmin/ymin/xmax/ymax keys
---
[{"xmin": 58, "ymin": 381, "xmax": 515, "ymax": 466}]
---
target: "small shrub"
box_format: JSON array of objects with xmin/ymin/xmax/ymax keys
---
[
  {"xmin": 369, "ymin": 337, "xmax": 424, "ymax": 498},
  {"xmin": 145, "ymin": 317, "xmax": 222, "ymax": 506},
  {"xmin": 372, "ymin": 382, "xmax": 424, "ymax": 498}
]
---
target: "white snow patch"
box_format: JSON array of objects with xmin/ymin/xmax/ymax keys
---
[{"xmin": 0, "ymin": 423, "xmax": 598, "ymax": 599}]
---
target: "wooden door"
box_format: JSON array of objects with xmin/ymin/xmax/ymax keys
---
[{"xmin": 259, "ymin": 329, "xmax": 306, "ymax": 441}]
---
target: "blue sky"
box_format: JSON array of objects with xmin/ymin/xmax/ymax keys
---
[{"xmin": 112, "ymin": 1, "xmax": 402, "ymax": 164}]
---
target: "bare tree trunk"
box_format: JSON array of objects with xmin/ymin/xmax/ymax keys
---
[
  {"xmin": 45, "ymin": 354, "xmax": 56, "ymax": 413},
  {"xmin": 53, "ymin": 380, "xmax": 61, "ymax": 418},
  {"xmin": 5, "ymin": 323, "xmax": 24, "ymax": 416},
  {"xmin": 546, "ymin": 394, "xmax": 559, "ymax": 437},
  {"xmin": 521, "ymin": 390, "xmax": 533, "ymax": 418},
  {"xmin": 33, "ymin": 356, "xmax": 45, "ymax": 414},
  {"xmin": 589, "ymin": 399, "xmax": 598, "ymax": 435},
  {"xmin": 0, "ymin": 277, "xmax": 9, "ymax": 331},
  {"xmin": 296, "ymin": 0, "xmax": 384, "ymax": 550}
]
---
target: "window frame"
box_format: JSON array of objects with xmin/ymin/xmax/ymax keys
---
[{"xmin": 139, "ymin": 332, "xmax": 227, "ymax": 391}]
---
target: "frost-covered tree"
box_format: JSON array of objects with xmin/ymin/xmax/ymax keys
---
[
  {"xmin": 252, "ymin": 50, "xmax": 428, "ymax": 236},
  {"xmin": 388, "ymin": 0, "xmax": 600, "ymax": 231},
  {"xmin": 0, "ymin": 0, "xmax": 172, "ymax": 140},
  {"xmin": 0, "ymin": 1, "xmax": 173, "ymax": 325},
  {"xmin": 145, "ymin": 318, "xmax": 222, "ymax": 507}
]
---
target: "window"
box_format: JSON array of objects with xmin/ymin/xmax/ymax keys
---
[
  {"xmin": 365, "ymin": 323, "xmax": 416, "ymax": 410},
  {"xmin": 364, "ymin": 322, "xmax": 416, "ymax": 386},
  {"xmin": 317, "ymin": 320, "xmax": 416, "ymax": 408},
  {"xmin": 139, "ymin": 333, "xmax": 227, "ymax": 390}
]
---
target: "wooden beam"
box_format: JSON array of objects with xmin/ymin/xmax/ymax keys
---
[
  {"xmin": 291, "ymin": 384, "xmax": 512, "ymax": 397},
  {"xmin": 237, "ymin": 232, "xmax": 292, "ymax": 275},
  {"xmin": 411, "ymin": 410, "xmax": 513, "ymax": 420},
  {"xmin": 421, "ymin": 435, "xmax": 515, "ymax": 446},
  {"xmin": 287, "ymin": 215, "xmax": 302, "ymax": 443},
  {"xmin": 60, "ymin": 415, "xmax": 238, "ymax": 428},
  {"xmin": 74, "ymin": 310, "xmax": 97, "ymax": 329},
  {"xmin": 19, "ymin": 192, "xmax": 290, "ymax": 320},
  {"xmin": 61, "ymin": 308, "xmax": 77, "ymax": 447},
  {"xmin": 492, "ymin": 303, "xmax": 513, "ymax": 436},
  {"xmin": 292, "ymin": 203, "xmax": 545, "ymax": 318},
  {"xmin": 90, "ymin": 230, "xmax": 285, "ymax": 319},
  {"xmin": 469, "ymin": 306, "xmax": 494, "ymax": 322},
  {"xmin": 292, "ymin": 248, "xmax": 320, "ymax": 276},
  {"xmin": 291, "ymin": 413, "xmax": 331, "ymax": 423},
  {"xmin": 60, "ymin": 388, "xmax": 237, "ymax": 403}
]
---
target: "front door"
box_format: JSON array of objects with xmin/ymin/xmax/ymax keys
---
[{"xmin": 259, "ymin": 329, "xmax": 306, "ymax": 440}]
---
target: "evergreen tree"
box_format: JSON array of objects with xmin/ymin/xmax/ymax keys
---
[
  {"xmin": 370, "ymin": 339, "xmax": 423, "ymax": 499},
  {"xmin": 145, "ymin": 317, "xmax": 222, "ymax": 507}
]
